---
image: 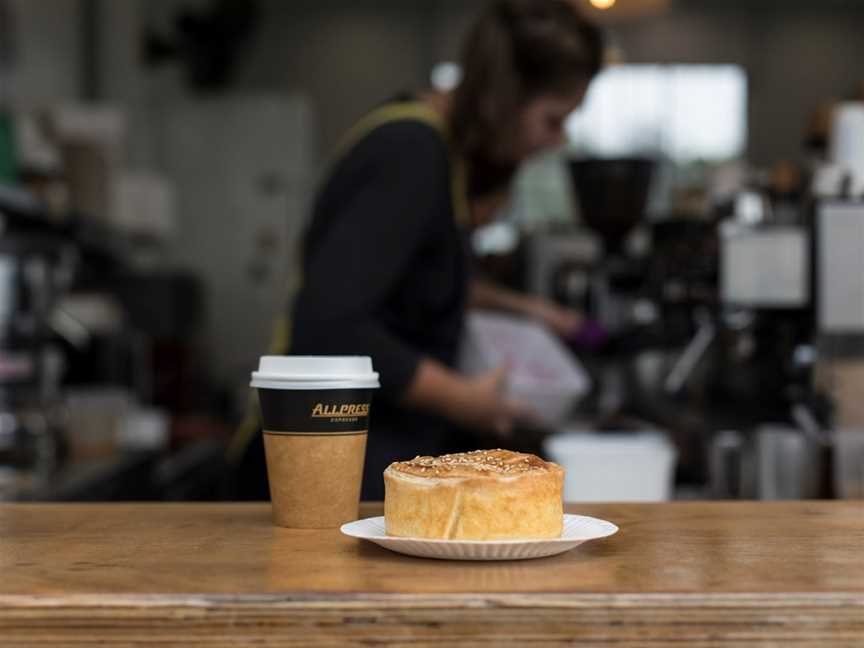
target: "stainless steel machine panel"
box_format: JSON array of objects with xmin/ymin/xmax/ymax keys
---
[{"xmin": 721, "ymin": 223, "xmax": 809, "ymax": 308}]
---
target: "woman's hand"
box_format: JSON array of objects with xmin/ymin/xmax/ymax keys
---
[
  {"xmin": 404, "ymin": 361, "xmax": 532, "ymax": 438},
  {"xmin": 522, "ymin": 296, "xmax": 584, "ymax": 338}
]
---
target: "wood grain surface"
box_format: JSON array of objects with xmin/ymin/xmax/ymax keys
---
[{"xmin": 1, "ymin": 501, "xmax": 862, "ymax": 646}]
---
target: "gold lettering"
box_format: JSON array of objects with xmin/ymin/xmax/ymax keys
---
[{"xmin": 311, "ymin": 402, "xmax": 370, "ymax": 418}]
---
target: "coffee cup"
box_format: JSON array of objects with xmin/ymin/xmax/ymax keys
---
[{"xmin": 250, "ymin": 355, "xmax": 379, "ymax": 528}]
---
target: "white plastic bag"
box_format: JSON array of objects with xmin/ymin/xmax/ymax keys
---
[{"xmin": 459, "ymin": 311, "xmax": 591, "ymax": 427}]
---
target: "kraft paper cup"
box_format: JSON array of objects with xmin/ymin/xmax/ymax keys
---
[{"xmin": 251, "ymin": 356, "xmax": 379, "ymax": 528}]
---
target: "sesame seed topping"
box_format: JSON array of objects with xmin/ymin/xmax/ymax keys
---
[{"xmin": 391, "ymin": 449, "xmax": 551, "ymax": 478}]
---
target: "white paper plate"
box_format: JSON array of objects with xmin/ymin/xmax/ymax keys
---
[{"xmin": 340, "ymin": 514, "xmax": 618, "ymax": 561}]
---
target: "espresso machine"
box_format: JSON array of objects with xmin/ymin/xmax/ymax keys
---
[{"xmin": 700, "ymin": 191, "xmax": 840, "ymax": 500}]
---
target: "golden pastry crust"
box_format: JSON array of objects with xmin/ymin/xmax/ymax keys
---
[{"xmin": 384, "ymin": 449, "xmax": 564, "ymax": 540}]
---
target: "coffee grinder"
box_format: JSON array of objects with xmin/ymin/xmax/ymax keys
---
[{"xmin": 565, "ymin": 157, "xmax": 656, "ymax": 339}]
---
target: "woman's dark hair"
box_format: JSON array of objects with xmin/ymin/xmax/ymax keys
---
[{"xmin": 450, "ymin": 0, "xmax": 603, "ymax": 195}]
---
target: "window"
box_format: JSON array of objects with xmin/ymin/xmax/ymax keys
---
[{"xmin": 566, "ymin": 64, "xmax": 748, "ymax": 162}]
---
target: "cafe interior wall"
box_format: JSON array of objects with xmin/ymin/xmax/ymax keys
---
[{"xmin": 0, "ymin": 0, "xmax": 81, "ymax": 106}]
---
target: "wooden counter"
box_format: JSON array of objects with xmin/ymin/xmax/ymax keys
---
[{"xmin": 1, "ymin": 501, "xmax": 862, "ymax": 646}]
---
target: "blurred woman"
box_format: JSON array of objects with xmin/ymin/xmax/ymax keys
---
[{"xmin": 235, "ymin": 0, "xmax": 604, "ymax": 500}]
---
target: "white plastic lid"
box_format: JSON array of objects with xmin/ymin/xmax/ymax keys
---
[{"xmin": 250, "ymin": 355, "xmax": 380, "ymax": 390}]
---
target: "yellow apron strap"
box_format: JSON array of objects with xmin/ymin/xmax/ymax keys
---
[
  {"xmin": 334, "ymin": 102, "xmax": 444, "ymax": 159},
  {"xmin": 226, "ymin": 101, "xmax": 468, "ymax": 463}
]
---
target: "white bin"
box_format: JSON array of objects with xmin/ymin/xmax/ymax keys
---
[
  {"xmin": 543, "ymin": 431, "xmax": 678, "ymax": 502},
  {"xmin": 459, "ymin": 311, "xmax": 591, "ymax": 427}
]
